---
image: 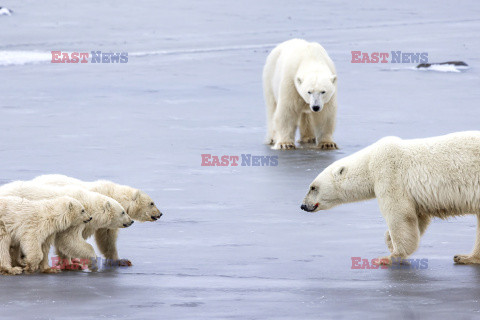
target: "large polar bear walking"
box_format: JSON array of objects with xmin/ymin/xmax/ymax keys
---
[
  {"xmin": 263, "ymin": 39, "xmax": 338, "ymax": 150},
  {"xmin": 301, "ymin": 131, "xmax": 480, "ymax": 265}
]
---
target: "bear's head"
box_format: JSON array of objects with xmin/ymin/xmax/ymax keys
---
[
  {"xmin": 128, "ymin": 190, "xmax": 163, "ymax": 222},
  {"xmin": 59, "ymin": 196, "xmax": 92, "ymax": 226},
  {"xmin": 295, "ymin": 73, "xmax": 336, "ymax": 113},
  {"xmin": 103, "ymin": 200, "xmax": 134, "ymax": 228},
  {"xmin": 301, "ymin": 149, "xmax": 374, "ymax": 212}
]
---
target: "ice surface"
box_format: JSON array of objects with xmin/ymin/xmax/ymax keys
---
[{"xmin": 0, "ymin": 0, "xmax": 480, "ymax": 319}]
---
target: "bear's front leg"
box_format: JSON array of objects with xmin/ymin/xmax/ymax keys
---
[
  {"xmin": 272, "ymin": 104, "xmax": 298, "ymax": 150},
  {"xmin": 298, "ymin": 113, "xmax": 316, "ymax": 145},
  {"xmin": 374, "ymin": 198, "xmax": 420, "ymax": 265},
  {"xmin": 95, "ymin": 228, "xmax": 131, "ymax": 266},
  {"xmin": 0, "ymin": 232, "xmax": 22, "ymax": 275},
  {"xmin": 384, "ymin": 215, "xmax": 431, "ymax": 254},
  {"xmin": 454, "ymin": 214, "xmax": 480, "ymax": 264},
  {"xmin": 312, "ymin": 100, "xmax": 338, "ymax": 150},
  {"xmin": 21, "ymin": 239, "xmax": 43, "ymax": 273}
]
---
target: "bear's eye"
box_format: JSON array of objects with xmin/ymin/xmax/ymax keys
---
[
  {"xmin": 339, "ymin": 167, "xmax": 345, "ymax": 175},
  {"xmin": 321, "ymin": 91, "xmax": 326, "ymax": 94},
  {"xmin": 307, "ymin": 91, "xmax": 312, "ymax": 94},
  {"xmin": 150, "ymin": 202, "xmax": 154, "ymax": 206},
  {"xmin": 81, "ymin": 209, "xmax": 85, "ymax": 214},
  {"xmin": 122, "ymin": 211, "xmax": 125, "ymax": 215},
  {"xmin": 310, "ymin": 186, "xmax": 316, "ymax": 191}
]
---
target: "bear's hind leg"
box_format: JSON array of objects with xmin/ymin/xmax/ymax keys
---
[
  {"xmin": 264, "ymin": 91, "xmax": 277, "ymax": 145},
  {"xmin": 454, "ymin": 214, "xmax": 480, "ymax": 264},
  {"xmin": 40, "ymin": 235, "xmax": 60, "ymax": 273}
]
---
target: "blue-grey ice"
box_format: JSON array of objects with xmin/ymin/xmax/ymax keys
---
[{"xmin": 0, "ymin": 0, "xmax": 479, "ymax": 319}]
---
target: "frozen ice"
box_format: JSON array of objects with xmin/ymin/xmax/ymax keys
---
[{"xmin": 0, "ymin": 0, "xmax": 479, "ymax": 318}]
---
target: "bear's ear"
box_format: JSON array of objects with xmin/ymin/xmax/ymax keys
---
[
  {"xmin": 296, "ymin": 77, "xmax": 302, "ymax": 85},
  {"xmin": 132, "ymin": 190, "xmax": 140, "ymax": 202},
  {"xmin": 104, "ymin": 201, "xmax": 112, "ymax": 212},
  {"xmin": 68, "ymin": 202, "xmax": 74, "ymax": 211},
  {"xmin": 330, "ymin": 75, "xmax": 337, "ymax": 84}
]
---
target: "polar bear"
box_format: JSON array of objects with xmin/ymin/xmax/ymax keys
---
[
  {"xmin": 0, "ymin": 182, "xmax": 133, "ymax": 271},
  {"xmin": 263, "ymin": 38, "xmax": 338, "ymax": 150},
  {"xmin": 32, "ymin": 174, "xmax": 162, "ymax": 265},
  {"xmin": 301, "ymin": 131, "xmax": 480, "ymax": 265},
  {"xmin": 0, "ymin": 196, "xmax": 89, "ymax": 274}
]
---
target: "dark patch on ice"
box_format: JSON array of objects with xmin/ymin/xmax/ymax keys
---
[
  {"xmin": 130, "ymin": 302, "xmax": 165, "ymax": 308},
  {"xmin": 214, "ymin": 243, "xmax": 254, "ymax": 247},
  {"xmin": 171, "ymin": 302, "xmax": 204, "ymax": 307},
  {"xmin": 416, "ymin": 61, "xmax": 468, "ymax": 68}
]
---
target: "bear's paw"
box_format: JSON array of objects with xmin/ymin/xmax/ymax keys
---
[{"xmin": 454, "ymin": 254, "xmax": 480, "ymax": 264}]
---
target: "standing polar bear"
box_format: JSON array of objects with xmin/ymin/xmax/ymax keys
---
[
  {"xmin": 301, "ymin": 131, "xmax": 480, "ymax": 265},
  {"xmin": 263, "ymin": 39, "xmax": 338, "ymax": 150}
]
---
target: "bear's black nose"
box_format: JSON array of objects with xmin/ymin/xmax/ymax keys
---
[
  {"xmin": 301, "ymin": 204, "xmax": 308, "ymax": 211},
  {"xmin": 312, "ymin": 106, "xmax": 320, "ymax": 112}
]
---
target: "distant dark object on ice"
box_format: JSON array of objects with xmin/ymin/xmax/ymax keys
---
[
  {"xmin": 416, "ymin": 61, "xmax": 468, "ymax": 69},
  {"xmin": 0, "ymin": 7, "xmax": 13, "ymax": 16}
]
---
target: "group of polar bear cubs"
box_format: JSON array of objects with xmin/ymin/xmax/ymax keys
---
[
  {"xmin": 267, "ymin": 39, "xmax": 480, "ymax": 266},
  {"xmin": 0, "ymin": 174, "xmax": 162, "ymax": 275}
]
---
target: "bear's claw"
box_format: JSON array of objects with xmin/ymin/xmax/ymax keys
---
[
  {"xmin": 273, "ymin": 142, "xmax": 296, "ymax": 150},
  {"xmin": 372, "ymin": 256, "xmax": 392, "ymax": 266},
  {"xmin": 454, "ymin": 254, "xmax": 480, "ymax": 264},
  {"xmin": 118, "ymin": 259, "xmax": 133, "ymax": 267},
  {"xmin": 1, "ymin": 266, "xmax": 23, "ymax": 275},
  {"xmin": 42, "ymin": 267, "xmax": 61, "ymax": 274},
  {"xmin": 318, "ymin": 142, "xmax": 338, "ymax": 150}
]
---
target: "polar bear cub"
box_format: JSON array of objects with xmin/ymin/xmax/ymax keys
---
[
  {"xmin": 32, "ymin": 174, "xmax": 162, "ymax": 265},
  {"xmin": 0, "ymin": 196, "xmax": 89, "ymax": 274},
  {"xmin": 263, "ymin": 39, "xmax": 338, "ymax": 150},
  {"xmin": 0, "ymin": 181, "xmax": 133, "ymax": 270},
  {"xmin": 301, "ymin": 131, "xmax": 480, "ymax": 265}
]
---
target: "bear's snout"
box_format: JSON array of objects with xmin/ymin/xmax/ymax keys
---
[
  {"xmin": 151, "ymin": 212, "xmax": 163, "ymax": 221},
  {"xmin": 301, "ymin": 203, "xmax": 319, "ymax": 212},
  {"xmin": 312, "ymin": 105, "xmax": 320, "ymax": 112},
  {"xmin": 123, "ymin": 220, "xmax": 134, "ymax": 228}
]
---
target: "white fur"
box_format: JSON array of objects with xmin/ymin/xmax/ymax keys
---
[
  {"xmin": 31, "ymin": 174, "xmax": 162, "ymax": 262},
  {"xmin": 263, "ymin": 38, "xmax": 338, "ymax": 150},
  {"xmin": 0, "ymin": 196, "xmax": 88, "ymax": 274},
  {"xmin": 0, "ymin": 182, "xmax": 132, "ymax": 270},
  {"xmin": 302, "ymin": 131, "xmax": 480, "ymax": 264}
]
